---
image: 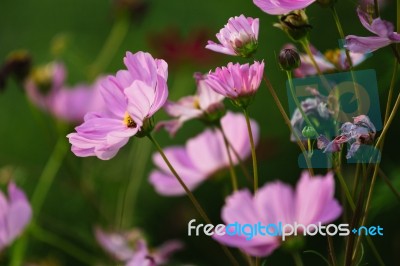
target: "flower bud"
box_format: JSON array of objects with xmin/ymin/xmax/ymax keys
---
[
  {"xmin": 278, "ymin": 49, "xmax": 301, "ymax": 71},
  {"xmin": 302, "ymin": 125, "xmax": 317, "ymax": 138},
  {"xmin": 0, "ymin": 50, "xmax": 32, "ymax": 91},
  {"xmin": 274, "ymin": 10, "xmax": 312, "ymax": 41}
]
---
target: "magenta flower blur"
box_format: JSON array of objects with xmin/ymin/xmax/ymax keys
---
[
  {"xmin": 205, "ymin": 61, "xmax": 264, "ymax": 108},
  {"xmin": 156, "ymin": 73, "xmax": 224, "ymax": 136},
  {"xmin": 67, "ymin": 51, "xmax": 168, "ymax": 160},
  {"xmin": 345, "ymin": 8, "xmax": 400, "ymax": 53},
  {"xmin": 206, "ymin": 15, "xmax": 259, "ymax": 57},
  {"xmin": 285, "ymin": 44, "xmax": 367, "ymax": 78},
  {"xmin": 149, "ymin": 112, "xmax": 259, "ymax": 196},
  {"xmin": 25, "ymin": 61, "xmax": 66, "ymax": 111},
  {"xmin": 213, "ymin": 171, "xmax": 342, "ymax": 257},
  {"xmin": 95, "ymin": 227, "xmax": 183, "ymax": 266},
  {"xmin": 25, "ymin": 62, "xmax": 106, "ymax": 123},
  {"xmin": 0, "ymin": 182, "xmax": 32, "ymax": 251},
  {"xmin": 253, "ymin": 0, "xmax": 316, "ymax": 15}
]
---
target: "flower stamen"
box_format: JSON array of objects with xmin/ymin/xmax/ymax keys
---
[{"xmin": 124, "ymin": 112, "xmax": 137, "ymax": 128}]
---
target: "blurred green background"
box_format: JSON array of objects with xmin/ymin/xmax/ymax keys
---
[{"xmin": 1, "ymin": 0, "xmax": 400, "ymax": 265}]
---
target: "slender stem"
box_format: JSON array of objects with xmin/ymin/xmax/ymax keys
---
[
  {"xmin": 227, "ymin": 139, "xmax": 253, "ymax": 185},
  {"xmin": 335, "ymin": 168, "xmax": 356, "ymax": 211},
  {"xmin": 292, "ymin": 252, "xmax": 304, "ymax": 266},
  {"xmin": 300, "ymin": 39, "xmax": 322, "ymax": 75},
  {"xmin": 375, "ymin": 91, "xmax": 400, "ymax": 148},
  {"xmin": 30, "ymin": 223, "xmax": 97, "ymax": 265},
  {"xmin": 378, "ymin": 167, "xmax": 400, "ymax": 202},
  {"xmin": 243, "ymin": 108, "xmax": 258, "ymax": 192},
  {"xmin": 147, "ymin": 134, "xmax": 210, "ymax": 223},
  {"xmin": 10, "ymin": 136, "xmax": 68, "ymax": 265},
  {"xmin": 31, "ymin": 137, "xmax": 68, "ymax": 215},
  {"xmin": 374, "ymin": 0, "xmax": 380, "ymax": 17},
  {"xmin": 117, "ymin": 141, "xmax": 151, "ymax": 229},
  {"xmin": 286, "ymin": 71, "xmax": 316, "ymax": 133},
  {"xmin": 352, "ymin": 162, "xmax": 361, "ymax": 198},
  {"xmin": 327, "ymin": 235, "xmax": 337, "ymax": 266},
  {"xmin": 218, "ymin": 125, "xmax": 238, "ymax": 191},
  {"xmin": 88, "ymin": 15, "xmax": 130, "ymax": 79},
  {"xmin": 331, "ymin": 6, "xmax": 352, "ymax": 67},
  {"xmin": 351, "ymin": 61, "xmax": 400, "ymax": 265},
  {"xmin": 331, "ymin": 6, "xmax": 363, "ymax": 113},
  {"xmin": 147, "ymin": 134, "xmax": 239, "ymax": 266},
  {"xmin": 263, "ymin": 76, "xmax": 314, "ymax": 176}
]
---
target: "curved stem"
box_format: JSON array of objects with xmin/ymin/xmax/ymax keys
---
[
  {"xmin": 218, "ymin": 125, "xmax": 238, "ymax": 191},
  {"xmin": 331, "ymin": 6, "xmax": 362, "ymax": 113},
  {"xmin": 147, "ymin": 134, "xmax": 210, "ymax": 223},
  {"xmin": 30, "ymin": 223, "xmax": 97, "ymax": 265},
  {"xmin": 292, "ymin": 252, "xmax": 304, "ymax": 266},
  {"xmin": 117, "ymin": 141, "xmax": 151, "ymax": 229},
  {"xmin": 147, "ymin": 134, "xmax": 240, "ymax": 266},
  {"xmin": 88, "ymin": 15, "xmax": 130, "ymax": 79},
  {"xmin": 263, "ymin": 76, "xmax": 314, "ymax": 176},
  {"xmin": 31, "ymin": 137, "xmax": 68, "ymax": 214},
  {"xmin": 242, "ymin": 108, "xmax": 258, "ymax": 193},
  {"xmin": 300, "ymin": 39, "xmax": 322, "ymax": 75},
  {"xmin": 375, "ymin": 90, "xmax": 400, "ymax": 148},
  {"xmin": 374, "ymin": 0, "xmax": 380, "ymax": 17},
  {"xmin": 11, "ymin": 137, "xmax": 68, "ymax": 266}
]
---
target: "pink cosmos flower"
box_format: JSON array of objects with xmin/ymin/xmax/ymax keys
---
[
  {"xmin": 25, "ymin": 61, "xmax": 66, "ymax": 111},
  {"xmin": 95, "ymin": 227, "xmax": 183, "ymax": 266},
  {"xmin": 67, "ymin": 51, "xmax": 168, "ymax": 160},
  {"xmin": 156, "ymin": 73, "xmax": 224, "ymax": 136},
  {"xmin": 0, "ymin": 182, "xmax": 32, "ymax": 251},
  {"xmin": 149, "ymin": 112, "xmax": 259, "ymax": 196},
  {"xmin": 213, "ymin": 171, "xmax": 342, "ymax": 257},
  {"xmin": 206, "ymin": 15, "xmax": 259, "ymax": 57},
  {"xmin": 25, "ymin": 62, "xmax": 106, "ymax": 123},
  {"xmin": 253, "ymin": 0, "xmax": 316, "ymax": 15},
  {"xmin": 285, "ymin": 44, "xmax": 367, "ymax": 78},
  {"xmin": 205, "ymin": 61, "xmax": 264, "ymax": 106},
  {"xmin": 345, "ymin": 8, "xmax": 400, "ymax": 53}
]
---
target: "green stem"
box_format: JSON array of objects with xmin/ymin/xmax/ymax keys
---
[
  {"xmin": 292, "ymin": 252, "xmax": 304, "ymax": 266},
  {"xmin": 10, "ymin": 137, "xmax": 68, "ymax": 266},
  {"xmin": 30, "ymin": 223, "xmax": 97, "ymax": 265},
  {"xmin": 117, "ymin": 141, "xmax": 151, "ymax": 229},
  {"xmin": 243, "ymin": 108, "xmax": 258, "ymax": 192},
  {"xmin": 335, "ymin": 166, "xmax": 356, "ymax": 211},
  {"xmin": 374, "ymin": 0, "xmax": 380, "ymax": 17},
  {"xmin": 331, "ymin": 6, "xmax": 363, "ymax": 113},
  {"xmin": 218, "ymin": 125, "xmax": 238, "ymax": 191},
  {"xmin": 286, "ymin": 71, "xmax": 316, "ymax": 134},
  {"xmin": 147, "ymin": 134, "xmax": 240, "ymax": 266},
  {"xmin": 263, "ymin": 76, "xmax": 314, "ymax": 176},
  {"xmin": 88, "ymin": 15, "xmax": 130, "ymax": 79},
  {"xmin": 31, "ymin": 137, "xmax": 68, "ymax": 214},
  {"xmin": 300, "ymin": 39, "xmax": 322, "ymax": 75},
  {"xmin": 147, "ymin": 134, "xmax": 210, "ymax": 223},
  {"xmin": 375, "ymin": 90, "xmax": 400, "ymax": 148}
]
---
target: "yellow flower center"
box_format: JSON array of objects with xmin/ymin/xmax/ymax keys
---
[
  {"xmin": 324, "ymin": 49, "xmax": 341, "ymax": 66},
  {"xmin": 123, "ymin": 112, "xmax": 137, "ymax": 128}
]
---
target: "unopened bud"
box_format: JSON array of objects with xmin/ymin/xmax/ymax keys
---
[
  {"xmin": 274, "ymin": 10, "xmax": 312, "ymax": 41},
  {"xmin": 279, "ymin": 49, "xmax": 301, "ymax": 71},
  {"xmin": 302, "ymin": 125, "xmax": 317, "ymax": 138}
]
